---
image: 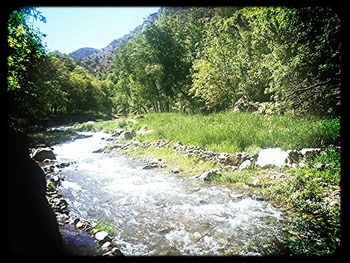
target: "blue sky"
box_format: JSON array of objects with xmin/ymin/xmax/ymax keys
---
[{"xmin": 33, "ymin": 7, "xmax": 160, "ymax": 54}]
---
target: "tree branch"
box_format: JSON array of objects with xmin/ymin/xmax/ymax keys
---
[{"xmin": 286, "ymin": 79, "xmax": 333, "ymax": 98}]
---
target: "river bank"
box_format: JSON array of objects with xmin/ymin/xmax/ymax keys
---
[
  {"xmin": 27, "ymin": 113, "xmax": 341, "ymax": 255},
  {"xmin": 30, "ymin": 131, "xmax": 123, "ymax": 256},
  {"xmin": 30, "ymin": 130, "xmax": 287, "ymax": 255},
  {"xmin": 69, "ymin": 113, "xmax": 340, "ymax": 256}
]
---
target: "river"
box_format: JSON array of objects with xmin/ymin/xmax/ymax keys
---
[{"xmin": 53, "ymin": 131, "xmax": 285, "ymax": 256}]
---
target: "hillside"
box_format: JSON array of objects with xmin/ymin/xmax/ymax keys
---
[
  {"xmin": 70, "ymin": 12, "xmax": 159, "ymax": 78},
  {"xmin": 68, "ymin": 47, "xmax": 98, "ymax": 61}
]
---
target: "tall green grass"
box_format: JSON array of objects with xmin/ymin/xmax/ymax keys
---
[{"xmin": 134, "ymin": 112, "xmax": 340, "ymax": 153}]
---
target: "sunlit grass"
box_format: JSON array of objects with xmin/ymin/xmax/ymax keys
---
[
  {"xmin": 91, "ymin": 220, "xmax": 116, "ymax": 236},
  {"xmin": 125, "ymin": 146, "xmax": 217, "ymax": 177},
  {"xmin": 134, "ymin": 112, "xmax": 340, "ymax": 153}
]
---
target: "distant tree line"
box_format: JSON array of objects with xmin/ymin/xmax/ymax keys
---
[
  {"xmin": 7, "ymin": 7, "xmax": 341, "ymax": 126},
  {"xmin": 7, "ymin": 7, "xmax": 111, "ymax": 125}
]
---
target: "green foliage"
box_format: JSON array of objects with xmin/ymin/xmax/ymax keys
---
[
  {"xmin": 7, "ymin": 8, "xmax": 111, "ymax": 126},
  {"xmin": 7, "ymin": 7, "xmax": 46, "ymax": 91},
  {"xmin": 8, "ymin": 7, "xmax": 341, "ymax": 126},
  {"xmin": 134, "ymin": 112, "xmax": 340, "ymax": 152},
  {"xmin": 47, "ymin": 181, "xmax": 58, "ymax": 192},
  {"xmin": 109, "ymin": 7, "xmax": 340, "ymax": 117},
  {"xmin": 110, "ymin": 8, "xmax": 208, "ymax": 114},
  {"xmin": 92, "ymin": 221, "xmax": 116, "ymax": 236},
  {"xmin": 280, "ymin": 148, "xmax": 340, "ymax": 255}
]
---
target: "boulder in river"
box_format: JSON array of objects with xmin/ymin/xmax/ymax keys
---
[
  {"xmin": 142, "ymin": 164, "xmax": 157, "ymax": 169},
  {"xmin": 32, "ymin": 148, "xmax": 56, "ymax": 161},
  {"xmin": 95, "ymin": 231, "xmax": 110, "ymax": 243},
  {"xmin": 101, "ymin": 241, "xmax": 112, "ymax": 250}
]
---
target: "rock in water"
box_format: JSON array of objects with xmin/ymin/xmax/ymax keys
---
[
  {"xmin": 95, "ymin": 231, "xmax": 110, "ymax": 243},
  {"xmin": 101, "ymin": 241, "xmax": 111, "ymax": 250},
  {"xmin": 32, "ymin": 148, "xmax": 56, "ymax": 161}
]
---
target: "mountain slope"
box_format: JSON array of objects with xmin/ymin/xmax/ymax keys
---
[
  {"xmin": 68, "ymin": 47, "xmax": 98, "ymax": 61},
  {"xmin": 69, "ymin": 12, "xmax": 159, "ymax": 78}
]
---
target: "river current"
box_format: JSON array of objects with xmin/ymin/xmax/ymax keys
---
[{"xmin": 53, "ymin": 131, "xmax": 285, "ymax": 255}]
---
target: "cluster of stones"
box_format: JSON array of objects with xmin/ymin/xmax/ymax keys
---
[
  {"xmin": 105, "ymin": 129, "xmax": 340, "ymax": 184},
  {"xmin": 31, "ymin": 147, "xmax": 123, "ymax": 256},
  {"xmin": 107, "ymin": 136, "xmax": 324, "ymax": 169}
]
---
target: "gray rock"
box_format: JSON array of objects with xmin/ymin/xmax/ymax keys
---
[
  {"xmin": 76, "ymin": 221, "xmax": 85, "ymax": 229},
  {"xmin": 121, "ymin": 131, "xmax": 136, "ymax": 140},
  {"xmin": 131, "ymin": 141, "xmax": 142, "ymax": 146},
  {"xmin": 198, "ymin": 170, "xmax": 220, "ymax": 182},
  {"xmin": 233, "ymin": 96, "xmax": 259, "ymax": 113},
  {"xmin": 250, "ymin": 153, "xmax": 259, "ymax": 161},
  {"xmin": 171, "ymin": 168, "xmax": 181, "ymax": 174},
  {"xmin": 103, "ymin": 247, "xmax": 123, "ymax": 256},
  {"xmin": 256, "ymin": 148, "xmax": 290, "ymax": 168},
  {"xmin": 136, "ymin": 126, "xmax": 154, "ymax": 135},
  {"xmin": 32, "ymin": 148, "xmax": 56, "ymax": 161},
  {"xmin": 192, "ymin": 232, "xmax": 202, "ymax": 242},
  {"xmin": 217, "ymin": 153, "xmax": 227, "ymax": 162},
  {"xmin": 51, "ymin": 175, "xmax": 60, "ymax": 182},
  {"xmin": 101, "ymin": 241, "xmax": 112, "ymax": 250},
  {"xmin": 112, "ymin": 128, "xmax": 125, "ymax": 137},
  {"xmin": 142, "ymin": 164, "xmax": 157, "ymax": 169},
  {"xmin": 95, "ymin": 231, "xmax": 110, "ymax": 243},
  {"xmin": 239, "ymin": 160, "xmax": 252, "ymax": 170},
  {"xmin": 92, "ymin": 148, "xmax": 105, "ymax": 153},
  {"xmin": 287, "ymin": 150, "xmax": 303, "ymax": 164},
  {"xmin": 300, "ymin": 148, "xmax": 321, "ymax": 159}
]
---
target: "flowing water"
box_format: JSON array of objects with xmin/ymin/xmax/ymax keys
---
[{"xmin": 53, "ymin": 131, "xmax": 285, "ymax": 256}]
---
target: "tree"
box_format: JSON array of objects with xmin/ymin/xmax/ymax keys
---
[{"xmin": 7, "ymin": 7, "xmax": 47, "ymax": 121}]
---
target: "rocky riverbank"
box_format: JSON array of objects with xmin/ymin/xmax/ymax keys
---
[
  {"xmin": 31, "ymin": 148, "xmax": 123, "ymax": 256},
  {"xmin": 101, "ymin": 127, "xmax": 340, "ymax": 180},
  {"xmin": 28, "ymin": 125, "xmax": 340, "ymax": 256}
]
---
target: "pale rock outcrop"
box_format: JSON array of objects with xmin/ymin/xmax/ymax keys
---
[{"xmin": 256, "ymin": 148, "xmax": 290, "ymax": 168}]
